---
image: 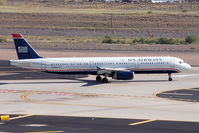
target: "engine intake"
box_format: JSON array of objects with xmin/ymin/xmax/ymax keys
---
[{"xmin": 112, "ymin": 71, "xmax": 134, "ymax": 80}]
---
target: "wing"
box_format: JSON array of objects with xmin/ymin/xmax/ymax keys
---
[{"xmin": 97, "ymin": 67, "xmax": 131, "ymax": 75}]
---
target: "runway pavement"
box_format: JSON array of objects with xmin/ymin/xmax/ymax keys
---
[
  {"xmin": 1, "ymin": 115, "xmax": 199, "ymax": 133},
  {"xmin": 1, "ymin": 60, "xmax": 199, "ymax": 132},
  {"xmin": 155, "ymin": 87, "xmax": 199, "ymax": 102},
  {"xmin": 0, "ymin": 60, "xmax": 87, "ymax": 80}
]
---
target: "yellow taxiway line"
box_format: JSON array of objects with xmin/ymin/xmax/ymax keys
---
[
  {"xmin": 188, "ymin": 88, "xmax": 199, "ymax": 91},
  {"xmin": 25, "ymin": 131, "xmax": 64, "ymax": 133},
  {"xmin": 0, "ymin": 115, "xmax": 10, "ymax": 120},
  {"xmin": 129, "ymin": 119, "xmax": 156, "ymax": 126},
  {"xmin": 19, "ymin": 90, "xmax": 152, "ymax": 108},
  {"xmin": 9, "ymin": 114, "xmax": 34, "ymax": 121},
  {"xmin": 21, "ymin": 92, "xmax": 124, "ymax": 108},
  {"xmin": 159, "ymin": 93, "xmax": 192, "ymax": 96}
]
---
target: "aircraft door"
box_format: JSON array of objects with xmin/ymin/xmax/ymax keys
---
[
  {"xmin": 41, "ymin": 60, "xmax": 46, "ymax": 71},
  {"xmin": 90, "ymin": 60, "xmax": 94, "ymax": 69},
  {"xmin": 170, "ymin": 58, "xmax": 175, "ymax": 68}
]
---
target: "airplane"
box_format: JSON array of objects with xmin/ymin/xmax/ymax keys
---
[{"xmin": 10, "ymin": 33, "xmax": 191, "ymax": 83}]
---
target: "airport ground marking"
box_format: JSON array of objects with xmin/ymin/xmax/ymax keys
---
[
  {"xmin": 0, "ymin": 89, "xmax": 153, "ymax": 108},
  {"xmin": 9, "ymin": 114, "xmax": 34, "ymax": 121},
  {"xmin": 154, "ymin": 88, "xmax": 188, "ymax": 98},
  {"xmin": 0, "ymin": 89, "xmax": 152, "ymax": 99},
  {"xmin": 153, "ymin": 87, "xmax": 199, "ymax": 102},
  {"xmin": 159, "ymin": 92, "xmax": 192, "ymax": 96},
  {"xmin": 0, "ymin": 115, "xmax": 10, "ymax": 120},
  {"xmin": 25, "ymin": 131, "xmax": 64, "ymax": 133},
  {"xmin": 187, "ymin": 88, "xmax": 199, "ymax": 91},
  {"xmin": 21, "ymin": 92, "xmax": 42, "ymax": 102},
  {"xmin": 129, "ymin": 119, "xmax": 156, "ymax": 126},
  {"xmin": 20, "ymin": 91, "xmax": 129, "ymax": 108},
  {"xmin": 174, "ymin": 74, "xmax": 199, "ymax": 78},
  {"xmin": 1, "ymin": 71, "xmax": 34, "ymax": 73}
]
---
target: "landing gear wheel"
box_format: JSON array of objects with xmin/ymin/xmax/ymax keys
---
[
  {"xmin": 96, "ymin": 75, "xmax": 102, "ymax": 82},
  {"xmin": 168, "ymin": 73, "xmax": 172, "ymax": 81},
  {"xmin": 102, "ymin": 78, "xmax": 108, "ymax": 83}
]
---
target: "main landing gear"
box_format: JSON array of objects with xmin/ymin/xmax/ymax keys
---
[
  {"xmin": 96, "ymin": 75, "xmax": 108, "ymax": 83},
  {"xmin": 96, "ymin": 75, "xmax": 102, "ymax": 82},
  {"xmin": 168, "ymin": 73, "xmax": 173, "ymax": 81},
  {"xmin": 102, "ymin": 77, "xmax": 108, "ymax": 83}
]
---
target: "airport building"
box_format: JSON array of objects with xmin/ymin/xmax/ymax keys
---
[
  {"xmin": 119, "ymin": 0, "xmax": 185, "ymax": 3},
  {"xmin": 90, "ymin": 0, "xmax": 197, "ymax": 3},
  {"xmin": 127, "ymin": 0, "xmax": 184, "ymax": 3},
  {"xmin": 151, "ymin": 0, "xmax": 183, "ymax": 3}
]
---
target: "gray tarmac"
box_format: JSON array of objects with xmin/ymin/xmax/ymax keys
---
[
  {"xmin": 0, "ymin": 60, "xmax": 87, "ymax": 80},
  {"xmin": 1, "ymin": 60, "xmax": 199, "ymax": 132},
  {"xmin": 1, "ymin": 115, "xmax": 199, "ymax": 133}
]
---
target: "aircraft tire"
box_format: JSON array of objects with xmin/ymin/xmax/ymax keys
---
[
  {"xmin": 102, "ymin": 78, "xmax": 108, "ymax": 83},
  {"xmin": 96, "ymin": 75, "xmax": 102, "ymax": 82}
]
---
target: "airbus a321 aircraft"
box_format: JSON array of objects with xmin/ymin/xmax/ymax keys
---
[{"xmin": 10, "ymin": 34, "xmax": 191, "ymax": 83}]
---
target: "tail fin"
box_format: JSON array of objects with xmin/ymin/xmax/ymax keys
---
[{"xmin": 12, "ymin": 33, "xmax": 42, "ymax": 59}]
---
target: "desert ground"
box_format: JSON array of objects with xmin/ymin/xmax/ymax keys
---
[
  {"xmin": 1, "ymin": 2, "xmax": 199, "ymax": 132},
  {"xmin": 0, "ymin": 1, "xmax": 199, "ymax": 46},
  {"xmin": 0, "ymin": 0, "xmax": 198, "ymax": 65},
  {"xmin": 0, "ymin": 48, "xmax": 198, "ymax": 66}
]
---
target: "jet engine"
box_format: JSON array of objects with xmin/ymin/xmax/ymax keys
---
[{"xmin": 112, "ymin": 71, "xmax": 134, "ymax": 80}]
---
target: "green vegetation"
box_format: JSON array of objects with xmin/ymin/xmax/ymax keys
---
[
  {"xmin": 130, "ymin": 37, "xmax": 184, "ymax": 45},
  {"xmin": 185, "ymin": 35, "xmax": 198, "ymax": 44},
  {"xmin": 102, "ymin": 35, "xmax": 126, "ymax": 44},
  {"xmin": 182, "ymin": 9, "xmax": 188, "ymax": 13},
  {"xmin": 103, "ymin": 35, "xmax": 126, "ymax": 44},
  {"xmin": 102, "ymin": 35, "xmax": 198, "ymax": 45},
  {"xmin": 0, "ymin": 37, "xmax": 7, "ymax": 43},
  {"xmin": 147, "ymin": 11, "xmax": 153, "ymax": 14},
  {"xmin": 131, "ymin": 36, "xmax": 197, "ymax": 45},
  {"xmin": 102, "ymin": 35, "xmax": 114, "ymax": 44},
  {"xmin": 132, "ymin": 38, "xmax": 157, "ymax": 44},
  {"xmin": 157, "ymin": 37, "xmax": 183, "ymax": 44},
  {"xmin": 0, "ymin": 34, "xmax": 197, "ymax": 45}
]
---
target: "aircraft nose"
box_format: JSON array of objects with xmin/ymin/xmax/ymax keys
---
[{"xmin": 184, "ymin": 63, "xmax": 191, "ymax": 71}]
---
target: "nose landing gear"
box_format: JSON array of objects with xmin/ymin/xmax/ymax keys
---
[{"xmin": 168, "ymin": 73, "xmax": 173, "ymax": 81}]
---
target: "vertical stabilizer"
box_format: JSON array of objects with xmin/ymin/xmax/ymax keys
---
[{"xmin": 12, "ymin": 33, "xmax": 42, "ymax": 59}]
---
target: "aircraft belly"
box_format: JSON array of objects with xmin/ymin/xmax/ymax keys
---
[
  {"xmin": 46, "ymin": 70, "xmax": 97, "ymax": 75},
  {"xmin": 134, "ymin": 70, "xmax": 178, "ymax": 74}
]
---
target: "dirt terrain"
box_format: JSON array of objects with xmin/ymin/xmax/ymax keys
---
[
  {"xmin": 0, "ymin": 1, "xmax": 199, "ymax": 52},
  {"xmin": 0, "ymin": 1, "xmax": 199, "ymax": 38},
  {"xmin": 1, "ymin": 49, "xmax": 198, "ymax": 66},
  {"xmin": 0, "ymin": 10, "xmax": 199, "ymax": 38}
]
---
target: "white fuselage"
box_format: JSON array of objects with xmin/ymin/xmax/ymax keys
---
[{"xmin": 10, "ymin": 56, "xmax": 191, "ymax": 75}]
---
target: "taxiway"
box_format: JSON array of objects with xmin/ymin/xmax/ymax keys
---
[{"xmin": 0, "ymin": 60, "xmax": 199, "ymax": 132}]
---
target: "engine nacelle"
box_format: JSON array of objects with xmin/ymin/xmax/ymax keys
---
[{"xmin": 112, "ymin": 71, "xmax": 134, "ymax": 80}]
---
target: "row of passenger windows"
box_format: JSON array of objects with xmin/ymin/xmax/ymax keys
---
[
  {"xmin": 94, "ymin": 62, "xmax": 129, "ymax": 65},
  {"xmin": 50, "ymin": 62, "xmax": 169, "ymax": 66},
  {"xmin": 51, "ymin": 63, "xmax": 89, "ymax": 66},
  {"xmin": 50, "ymin": 62, "xmax": 131, "ymax": 66},
  {"xmin": 141, "ymin": 62, "xmax": 169, "ymax": 65}
]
